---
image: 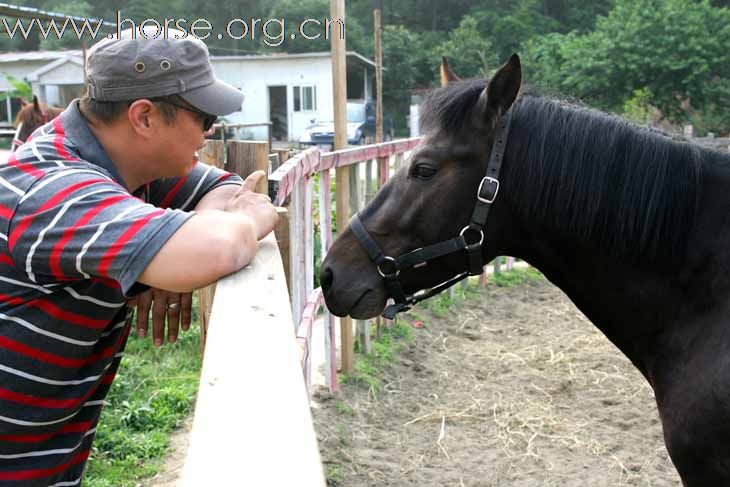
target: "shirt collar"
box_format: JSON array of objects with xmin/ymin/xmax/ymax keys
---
[{"xmin": 59, "ymin": 99, "xmax": 129, "ymax": 190}]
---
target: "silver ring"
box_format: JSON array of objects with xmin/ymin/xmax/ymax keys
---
[{"xmin": 167, "ymin": 303, "xmax": 179, "ymax": 310}]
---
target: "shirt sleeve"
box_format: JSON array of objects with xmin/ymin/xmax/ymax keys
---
[
  {"xmin": 147, "ymin": 161, "xmax": 243, "ymax": 210},
  {"xmin": 8, "ymin": 168, "xmax": 192, "ymax": 294}
]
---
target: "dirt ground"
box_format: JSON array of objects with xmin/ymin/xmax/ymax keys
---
[{"xmin": 311, "ymin": 277, "xmax": 681, "ymax": 486}]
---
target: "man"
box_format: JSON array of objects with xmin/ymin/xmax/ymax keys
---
[{"xmin": 0, "ymin": 28, "xmax": 278, "ymax": 485}]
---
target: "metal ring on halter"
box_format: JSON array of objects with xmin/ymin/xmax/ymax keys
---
[
  {"xmin": 167, "ymin": 302, "xmax": 179, "ymax": 310},
  {"xmin": 377, "ymin": 256, "xmax": 400, "ymax": 278},
  {"xmin": 460, "ymin": 226, "xmax": 484, "ymax": 247}
]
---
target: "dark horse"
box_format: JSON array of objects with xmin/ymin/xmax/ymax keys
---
[
  {"xmin": 320, "ymin": 54, "xmax": 730, "ymax": 486},
  {"xmin": 12, "ymin": 95, "xmax": 63, "ymax": 151}
]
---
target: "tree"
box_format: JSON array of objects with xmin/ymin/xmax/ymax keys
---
[
  {"xmin": 433, "ymin": 15, "xmax": 498, "ymax": 79},
  {"xmin": 525, "ymin": 0, "xmax": 730, "ymax": 131}
]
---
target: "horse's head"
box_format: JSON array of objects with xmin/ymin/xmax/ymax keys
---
[
  {"xmin": 321, "ymin": 54, "xmax": 522, "ymax": 319},
  {"xmin": 13, "ymin": 96, "xmax": 62, "ymax": 149}
]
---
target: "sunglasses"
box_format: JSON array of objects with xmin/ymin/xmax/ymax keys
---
[{"xmin": 150, "ymin": 98, "xmax": 217, "ymax": 132}]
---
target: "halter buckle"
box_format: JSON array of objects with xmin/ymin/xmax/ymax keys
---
[
  {"xmin": 377, "ymin": 256, "xmax": 400, "ymax": 278},
  {"xmin": 460, "ymin": 226, "xmax": 484, "ymax": 247},
  {"xmin": 477, "ymin": 177, "xmax": 499, "ymax": 204}
]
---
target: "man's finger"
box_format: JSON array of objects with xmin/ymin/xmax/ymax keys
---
[
  {"xmin": 166, "ymin": 297, "xmax": 181, "ymax": 344},
  {"xmin": 241, "ymin": 170, "xmax": 265, "ymax": 192},
  {"xmin": 136, "ymin": 291, "xmax": 153, "ymax": 338},
  {"xmin": 151, "ymin": 298, "xmax": 167, "ymax": 347},
  {"xmin": 181, "ymin": 292, "xmax": 193, "ymax": 331}
]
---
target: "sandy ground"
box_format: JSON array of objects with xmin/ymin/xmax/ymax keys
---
[{"xmin": 311, "ymin": 277, "xmax": 681, "ymax": 486}]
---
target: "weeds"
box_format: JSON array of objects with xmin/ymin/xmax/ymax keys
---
[{"xmin": 83, "ymin": 323, "xmax": 202, "ymax": 487}]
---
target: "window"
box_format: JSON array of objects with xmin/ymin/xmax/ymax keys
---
[{"xmin": 293, "ymin": 85, "xmax": 316, "ymax": 112}]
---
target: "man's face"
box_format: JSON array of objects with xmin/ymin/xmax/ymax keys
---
[{"xmin": 153, "ymin": 103, "xmax": 214, "ymax": 178}]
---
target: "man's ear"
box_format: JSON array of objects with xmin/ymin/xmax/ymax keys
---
[
  {"xmin": 475, "ymin": 53, "xmax": 521, "ymax": 125},
  {"xmin": 439, "ymin": 56, "xmax": 462, "ymax": 86},
  {"xmin": 127, "ymin": 99, "xmax": 156, "ymax": 136}
]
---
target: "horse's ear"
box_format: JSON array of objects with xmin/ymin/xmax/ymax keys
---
[
  {"xmin": 19, "ymin": 98, "xmax": 29, "ymax": 108},
  {"xmin": 476, "ymin": 53, "xmax": 521, "ymax": 124},
  {"xmin": 32, "ymin": 95, "xmax": 40, "ymax": 112},
  {"xmin": 439, "ymin": 56, "xmax": 461, "ymax": 86}
]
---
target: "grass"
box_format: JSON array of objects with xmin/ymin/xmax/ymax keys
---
[
  {"xmin": 340, "ymin": 321, "xmax": 413, "ymax": 394},
  {"xmin": 83, "ymin": 318, "xmax": 202, "ymax": 487}
]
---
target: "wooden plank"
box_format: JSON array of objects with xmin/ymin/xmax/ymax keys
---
[
  {"xmin": 304, "ymin": 176, "xmax": 315, "ymax": 298},
  {"xmin": 331, "ymin": 0, "xmax": 347, "ymax": 152},
  {"xmin": 181, "ymin": 234, "xmax": 326, "ymax": 486},
  {"xmin": 296, "ymin": 289, "xmax": 321, "ymax": 397},
  {"xmin": 227, "ymin": 140, "xmax": 269, "ymax": 194},
  {"xmin": 481, "ymin": 266, "xmax": 488, "ymax": 288},
  {"xmin": 460, "ymin": 278, "xmax": 469, "ymax": 293},
  {"xmin": 319, "ymin": 169, "xmax": 333, "ymax": 254},
  {"xmin": 320, "ymin": 138, "xmax": 421, "ymax": 171},
  {"xmin": 274, "ymin": 207, "xmax": 291, "ymax": 294},
  {"xmin": 289, "ymin": 180, "xmax": 306, "ymax": 328},
  {"xmin": 270, "ymin": 147, "xmax": 320, "ymax": 206},
  {"xmin": 348, "ymin": 163, "xmax": 360, "ymax": 215},
  {"xmin": 507, "ymin": 256, "xmax": 515, "ymax": 271},
  {"xmin": 335, "ymin": 166, "xmax": 353, "ymax": 374},
  {"xmin": 199, "ymin": 140, "xmax": 225, "ymax": 169},
  {"xmin": 394, "ymin": 152, "xmax": 405, "ymax": 173},
  {"xmin": 365, "ymin": 159, "xmax": 374, "ymax": 202},
  {"xmin": 357, "ymin": 320, "xmax": 372, "ymax": 355},
  {"xmin": 494, "ymin": 257, "xmax": 502, "ymax": 275},
  {"xmin": 374, "ymin": 8, "xmax": 383, "ymax": 144},
  {"xmin": 197, "ymin": 284, "xmax": 216, "ymax": 353},
  {"xmin": 378, "ymin": 156, "xmax": 389, "ymax": 186},
  {"xmin": 351, "ymin": 163, "xmax": 371, "ymax": 354},
  {"xmin": 324, "ymin": 311, "xmax": 338, "ymax": 392},
  {"xmin": 275, "ymin": 148, "xmax": 290, "ymax": 164}
]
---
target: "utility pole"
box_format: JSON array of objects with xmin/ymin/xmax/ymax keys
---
[{"xmin": 330, "ymin": 0, "xmax": 354, "ymax": 374}]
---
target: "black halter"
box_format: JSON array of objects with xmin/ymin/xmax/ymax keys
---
[{"xmin": 349, "ymin": 110, "xmax": 512, "ymax": 319}]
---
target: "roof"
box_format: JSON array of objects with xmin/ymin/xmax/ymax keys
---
[
  {"xmin": 210, "ymin": 51, "xmax": 377, "ymax": 69},
  {"xmin": 27, "ymin": 54, "xmax": 83, "ymax": 81},
  {"xmin": 0, "ymin": 50, "xmax": 82, "ymax": 63}
]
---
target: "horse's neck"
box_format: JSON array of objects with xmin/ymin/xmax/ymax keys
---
[{"xmin": 510, "ymin": 150, "xmax": 730, "ymax": 382}]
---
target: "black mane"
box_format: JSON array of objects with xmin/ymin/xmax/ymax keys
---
[{"xmin": 421, "ymin": 80, "xmax": 718, "ymax": 263}]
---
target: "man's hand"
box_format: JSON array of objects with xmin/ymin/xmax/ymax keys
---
[
  {"xmin": 127, "ymin": 288, "xmax": 193, "ymax": 346},
  {"xmin": 224, "ymin": 171, "xmax": 278, "ymax": 239}
]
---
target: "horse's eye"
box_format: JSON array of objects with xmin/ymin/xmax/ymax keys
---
[{"xmin": 411, "ymin": 164, "xmax": 437, "ymax": 181}]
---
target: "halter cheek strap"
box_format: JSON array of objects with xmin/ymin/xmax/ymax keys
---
[{"xmin": 349, "ymin": 110, "xmax": 513, "ymax": 319}]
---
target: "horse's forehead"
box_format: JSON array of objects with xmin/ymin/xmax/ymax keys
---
[{"xmin": 418, "ymin": 132, "xmax": 482, "ymax": 161}]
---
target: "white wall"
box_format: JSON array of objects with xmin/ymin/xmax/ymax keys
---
[
  {"xmin": 0, "ymin": 60, "xmax": 50, "ymax": 91},
  {"xmin": 212, "ymin": 57, "xmax": 333, "ymax": 141}
]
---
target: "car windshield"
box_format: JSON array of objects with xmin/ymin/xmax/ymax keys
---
[{"xmin": 346, "ymin": 103, "xmax": 366, "ymax": 123}]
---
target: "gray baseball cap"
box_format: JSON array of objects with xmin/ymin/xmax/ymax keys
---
[{"xmin": 86, "ymin": 27, "xmax": 243, "ymax": 116}]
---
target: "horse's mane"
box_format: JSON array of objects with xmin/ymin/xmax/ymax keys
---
[{"xmin": 421, "ymin": 79, "xmax": 715, "ymax": 263}]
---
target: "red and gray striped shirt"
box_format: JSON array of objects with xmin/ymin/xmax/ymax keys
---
[{"xmin": 0, "ymin": 100, "xmax": 241, "ymax": 486}]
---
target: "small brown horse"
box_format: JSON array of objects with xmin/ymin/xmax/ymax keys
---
[
  {"xmin": 12, "ymin": 96, "xmax": 63, "ymax": 151},
  {"xmin": 322, "ymin": 54, "xmax": 730, "ymax": 485}
]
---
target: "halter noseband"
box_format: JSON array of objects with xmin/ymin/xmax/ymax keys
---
[{"xmin": 349, "ymin": 110, "xmax": 512, "ymax": 319}]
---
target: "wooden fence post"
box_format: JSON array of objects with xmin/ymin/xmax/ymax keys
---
[
  {"xmin": 289, "ymin": 180, "xmax": 307, "ymax": 328},
  {"xmin": 196, "ymin": 141, "xmax": 226, "ymax": 351},
  {"xmin": 227, "ymin": 140, "xmax": 269, "ymax": 194},
  {"xmin": 274, "ymin": 207, "xmax": 291, "ymax": 294},
  {"xmin": 318, "ymin": 168, "xmax": 337, "ymax": 391}
]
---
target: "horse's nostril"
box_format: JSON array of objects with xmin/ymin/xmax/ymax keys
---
[{"xmin": 320, "ymin": 266, "xmax": 334, "ymax": 291}]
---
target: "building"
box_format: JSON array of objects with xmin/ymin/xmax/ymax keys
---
[{"xmin": 0, "ymin": 49, "xmax": 375, "ymax": 142}]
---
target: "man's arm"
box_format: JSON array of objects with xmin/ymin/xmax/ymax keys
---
[{"xmin": 136, "ymin": 171, "xmax": 277, "ymax": 292}]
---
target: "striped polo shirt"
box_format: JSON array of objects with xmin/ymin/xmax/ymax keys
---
[{"xmin": 0, "ymin": 100, "xmax": 241, "ymax": 486}]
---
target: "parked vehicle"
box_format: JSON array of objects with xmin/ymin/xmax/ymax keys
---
[{"xmin": 299, "ymin": 100, "xmax": 394, "ymax": 149}]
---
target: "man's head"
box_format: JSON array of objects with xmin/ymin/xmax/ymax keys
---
[{"xmin": 80, "ymin": 27, "xmax": 244, "ymax": 183}]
